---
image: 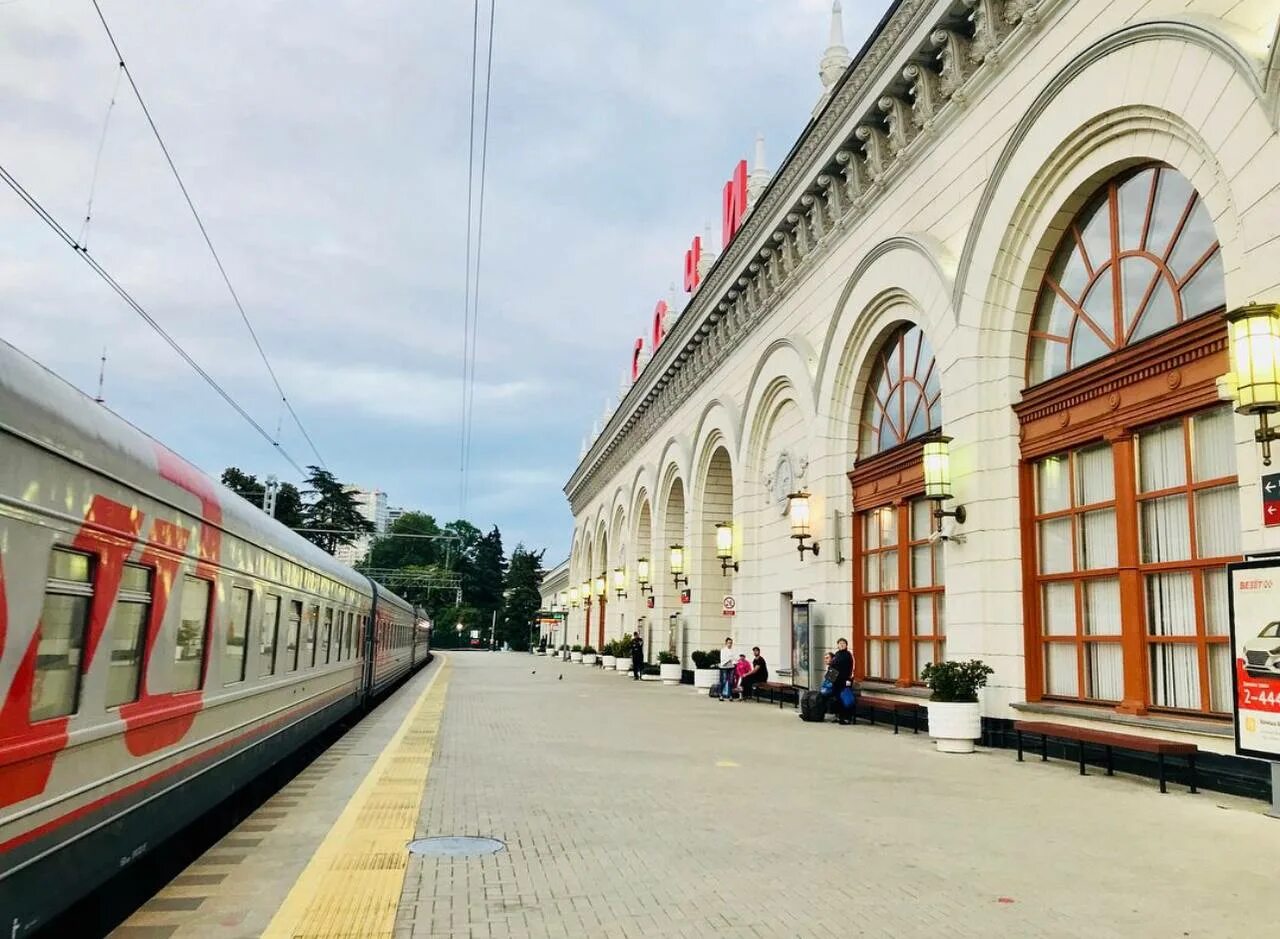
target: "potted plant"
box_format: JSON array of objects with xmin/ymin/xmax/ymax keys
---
[
  {"xmin": 581, "ymin": 644, "xmax": 597, "ymax": 666},
  {"xmin": 571, "ymin": 643, "xmax": 583, "ymax": 663},
  {"xmin": 600, "ymin": 639, "xmax": 617, "ymax": 671},
  {"xmin": 921, "ymin": 659, "xmax": 994, "ymax": 754},
  {"xmin": 614, "ymin": 635, "xmax": 632, "ymax": 672},
  {"xmin": 690, "ymin": 649, "xmax": 719, "ymax": 691},
  {"xmin": 641, "ymin": 664, "xmax": 660, "ymax": 680},
  {"xmin": 658, "ymin": 650, "xmax": 682, "ymax": 685}
]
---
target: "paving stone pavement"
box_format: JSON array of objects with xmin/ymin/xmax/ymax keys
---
[{"xmin": 396, "ymin": 652, "xmax": 1273, "ymax": 939}]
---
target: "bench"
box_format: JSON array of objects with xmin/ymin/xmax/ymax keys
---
[
  {"xmin": 751, "ymin": 681, "xmax": 800, "ymax": 709},
  {"xmin": 1013, "ymin": 720, "xmax": 1198, "ymax": 794},
  {"xmin": 852, "ymin": 694, "xmax": 927, "ymax": 734}
]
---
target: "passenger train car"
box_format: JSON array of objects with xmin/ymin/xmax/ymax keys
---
[{"xmin": 0, "ymin": 339, "xmax": 430, "ymax": 933}]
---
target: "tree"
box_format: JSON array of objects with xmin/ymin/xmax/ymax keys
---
[
  {"xmin": 299, "ymin": 466, "xmax": 374, "ymax": 554},
  {"xmin": 501, "ymin": 544, "xmax": 545, "ymax": 651},
  {"xmin": 220, "ymin": 467, "xmax": 305, "ymax": 529},
  {"xmin": 469, "ymin": 525, "xmax": 507, "ymax": 622},
  {"xmin": 366, "ymin": 512, "xmax": 444, "ymax": 570}
]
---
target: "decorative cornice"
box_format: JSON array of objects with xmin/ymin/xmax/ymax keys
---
[{"xmin": 566, "ymin": 0, "xmax": 1057, "ymax": 511}]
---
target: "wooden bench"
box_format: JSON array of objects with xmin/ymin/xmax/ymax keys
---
[
  {"xmin": 852, "ymin": 694, "xmax": 927, "ymax": 734},
  {"xmin": 1013, "ymin": 720, "xmax": 1198, "ymax": 794},
  {"xmin": 751, "ymin": 681, "xmax": 800, "ymax": 709}
]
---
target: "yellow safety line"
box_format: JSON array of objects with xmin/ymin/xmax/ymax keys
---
[{"xmin": 262, "ymin": 657, "xmax": 450, "ymax": 939}]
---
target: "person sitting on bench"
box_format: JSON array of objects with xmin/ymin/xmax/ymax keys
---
[{"xmin": 738, "ymin": 646, "xmax": 768, "ymax": 700}]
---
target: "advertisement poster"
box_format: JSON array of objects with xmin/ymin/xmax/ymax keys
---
[
  {"xmin": 791, "ymin": 601, "xmax": 811, "ymax": 690},
  {"xmin": 1228, "ymin": 560, "xmax": 1280, "ymax": 761}
]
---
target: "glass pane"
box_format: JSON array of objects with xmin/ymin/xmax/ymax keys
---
[
  {"xmin": 1120, "ymin": 255, "xmax": 1160, "ymax": 335},
  {"xmin": 105, "ymin": 602, "xmax": 146, "ymax": 707},
  {"xmin": 1078, "ymin": 205, "xmax": 1111, "ymax": 277},
  {"xmin": 1036, "ymin": 456, "xmax": 1069, "ymax": 513},
  {"xmin": 1077, "ymin": 509, "xmax": 1117, "ymax": 570},
  {"xmin": 1192, "ymin": 406, "xmax": 1236, "ymax": 482},
  {"xmin": 879, "ymin": 551, "xmax": 899, "ymax": 591},
  {"xmin": 1117, "ymin": 169, "xmax": 1154, "ymax": 252},
  {"xmin": 1071, "ymin": 302, "xmax": 1112, "ymax": 368},
  {"xmin": 1045, "ymin": 643, "xmax": 1080, "ymax": 697},
  {"xmin": 286, "ymin": 601, "xmax": 302, "ymax": 671},
  {"xmin": 1130, "ymin": 275, "xmax": 1178, "ymax": 343},
  {"xmin": 911, "ymin": 546, "xmax": 932, "ymax": 588},
  {"xmin": 1075, "ymin": 445, "xmax": 1114, "ymax": 505},
  {"xmin": 1038, "ymin": 518, "xmax": 1072, "ymax": 574},
  {"xmin": 913, "ymin": 594, "xmax": 935, "ymax": 636},
  {"xmin": 883, "ymin": 641, "xmax": 900, "ymax": 681},
  {"xmin": 902, "ymin": 383, "xmax": 924, "ymax": 439},
  {"xmin": 878, "ymin": 507, "xmax": 898, "ymax": 546},
  {"xmin": 1033, "ymin": 288, "xmax": 1073, "ymax": 339},
  {"xmin": 48, "ymin": 549, "xmax": 92, "ymax": 584},
  {"xmin": 1140, "ymin": 495, "xmax": 1191, "ymax": 563},
  {"xmin": 119, "ymin": 564, "xmax": 151, "ymax": 594},
  {"xmin": 863, "ymin": 551, "xmax": 879, "ymax": 593},
  {"xmin": 174, "ymin": 577, "xmax": 210, "ymax": 692},
  {"xmin": 1085, "ymin": 642, "xmax": 1124, "ymax": 701},
  {"xmin": 911, "ymin": 500, "xmax": 932, "ymax": 540},
  {"xmin": 1195, "ymin": 486, "xmax": 1240, "ymax": 559},
  {"xmin": 1137, "ymin": 420, "xmax": 1186, "ymax": 492},
  {"xmin": 305, "ymin": 606, "xmax": 318, "ymax": 667},
  {"xmin": 883, "ymin": 598, "xmax": 899, "ymax": 636},
  {"xmin": 323, "ymin": 608, "xmax": 334, "ymax": 664},
  {"xmin": 1145, "ymin": 572, "xmax": 1196, "ymax": 636},
  {"xmin": 866, "ymin": 640, "xmax": 886, "ymax": 678},
  {"xmin": 1167, "ymin": 197, "xmax": 1216, "ymax": 281},
  {"xmin": 31, "ymin": 594, "xmax": 89, "ymax": 721},
  {"xmin": 1083, "ymin": 578, "xmax": 1121, "ymax": 636},
  {"xmin": 1146, "ymin": 168, "xmax": 1193, "ymax": 258},
  {"xmin": 936, "ymin": 596, "xmax": 945, "ymax": 635},
  {"xmin": 915, "ymin": 641, "xmax": 937, "ymax": 677},
  {"xmin": 1208, "ymin": 644, "xmax": 1232, "ymax": 713},
  {"xmin": 865, "ymin": 599, "xmax": 881, "ymax": 636},
  {"xmin": 1203, "ymin": 568, "xmax": 1230, "ymax": 636},
  {"xmin": 863, "ymin": 511, "xmax": 880, "ymax": 551},
  {"xmin": 1179, "ymin": 250, "xmax": 1224, "ymax": 319},
  {"xmin": 226, "ymin": 587, "xmax": 251, "ymax": 685},
  {"xmin": 1042, "ymin": 582, "xmax": 1075, "ymax": 635},
  {"xmin": 1029, "ymin": 336, "xmax": 1067, "ymax": 385},
  {"xmin": 260, "ymin": 595, "xmax": 280, "ymax": 677},
  {"xmin": 1149, "ymin": 643, "xmax": 1201, "ymax": 710}
]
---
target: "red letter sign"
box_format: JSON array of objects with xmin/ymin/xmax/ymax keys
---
[
  {"xmin": 683, "ymin": 235, "xmax": 702, "ymax": 293},
  {"xmin": 652, "ymin": 299, "xmax": 669, "ymax": 349},
  {"xmin": 721, "ymin": 159, "xmax": 748, "ymax": 249},
  {"xmin": 631, "ymin": 337, "xmax": 644, "ymax": 382}
]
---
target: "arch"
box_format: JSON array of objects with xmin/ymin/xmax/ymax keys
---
[
  {"xmin": 688, "ymin": 398, "xmax": 742, "ymax": 487},
  {"xmin": 738, "ymin": 338, "xmax": 818, "ymax": 450}
]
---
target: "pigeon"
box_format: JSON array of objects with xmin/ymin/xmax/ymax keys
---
[
  {"xmin": 558, "ymin": 674, "xmax": 563, "ymax": 681},
  {"xmin": 531, "ymin": 670, "xmax": 536, "ymax": 675}
]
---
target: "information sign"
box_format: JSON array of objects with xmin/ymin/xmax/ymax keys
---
[
  {"xmin": 1263, "ymin": 473, "xmax": 1280, "ymax": 528},
  {"xmin": 1228, "ymin": 560, "xmax": 1280, "ymax": 760}
]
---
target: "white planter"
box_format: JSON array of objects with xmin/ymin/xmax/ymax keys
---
[
  {"xmin": 571, "ymin": 651, "xmax": 583, "ymax": 663},
  {"xmin": 659, "ymin": 663, "xmax": 682, "ymax": 685},
  {"xmin": 581, "ymin": 654, "xmax": 597, "ymax": 665},
  {"xmin": 615, "ymin": 659, "xmax": 630, "ymax": 672},
  {"xmin": 693, "ymin": 668, "xmax": 718, "ymax": 690},
  {"xmin": 926, "ymin": 701, "xmax": 982, "ymax": 754},
  {"xmin": 601, "ymin": 655, "xmax": 616, "ymax": 670}
]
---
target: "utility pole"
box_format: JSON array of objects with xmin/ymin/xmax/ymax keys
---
[
  {"xmin": 490, "ymin": 609, "xmax": 497, "ymax": 651},
  {"xmin": 263, "ymin": 474, "xmax": 280, "ymax": 518},
  {"xmin": 93, "ymin": 347, "xmax": 107, "ymax": 404}
]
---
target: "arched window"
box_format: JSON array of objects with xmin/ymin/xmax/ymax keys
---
[
  {"xmin": 1017, "ymin": 166, "xmax": 1237, "ymax": 718},
  {"xmin": 852, "ymin": 323, "xmax": 945, "ymax": 686},
  {"xmin": 1028, "ymin": 165, "xmax": 1224, "ymax": 385},
  {"xmin": 859, "ymin": 324, "xmax": 942, "ymax": 457}
]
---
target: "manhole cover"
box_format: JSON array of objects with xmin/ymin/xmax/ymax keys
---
[{"xmin": 407, "ymin": 836, "xmax": 505, "ymax": 858}]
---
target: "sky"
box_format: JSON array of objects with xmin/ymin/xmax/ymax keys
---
[{"xmin": 0, "ymin": 0, "xmax": 886, "ymax": 564}]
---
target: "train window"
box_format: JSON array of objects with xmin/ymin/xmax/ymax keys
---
[
  {"xmin": 106, "ymin": 564, "xmax": 151, "ymax": 708},
  {"xmin": 31, "ymin": 548, "xmax": 95, "ymax": 722},
  {"xmin": 225, "ymin": 587, "xmax": 252, "ymax": 686},
  {"xmin": 286, "ymin": 600, "xmax": 302, "ymax": 671},
  {"xmin": 322, "ymin": 607, "xmax": 334, "ymax": 664},
  {"xmin": 260, "ymin": 594, "xmax": 281, "ymax": 677},
  {"xmin": 306, "ymin": 605, "xmax": 319, "ymax": 667},
  {"xmin": 174, "ymin": 577, "xmax": 211, "ymax": 692}
]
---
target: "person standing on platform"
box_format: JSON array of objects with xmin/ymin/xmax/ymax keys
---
[
  {"xmin": 630, "ymin": 629, "xmax": 644, "ymax": 680},
  {"xmin": 830, "ymin": 637, "xmax": 855, "ymax": 724},
  {"xmin": 717, "ymin": 637, "xmax": 737, "ymax": 701}
]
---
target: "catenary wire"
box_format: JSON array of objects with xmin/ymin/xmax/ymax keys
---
[
  {"xmin": 458, "ymin": 0, "xmax": 482, "ymax": 514},
  {"xmin": 90, "ymin": 0, "xmax": 327, "ymax": 470},
  {"xmin": 78, "ymin": 61, "xmax": 124, "ymax": 249},
  {"xmin": 462, "ymin": 0, "xmax": 496, "ymax": 510},
  {"xmin": 0, "ymin": 160, "xmax": 307, "ymax": 476}
]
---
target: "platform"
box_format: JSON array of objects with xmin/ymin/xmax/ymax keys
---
[{"xmin": 118, "ymin": 652, "xmax": 1275, "ymax": 938}]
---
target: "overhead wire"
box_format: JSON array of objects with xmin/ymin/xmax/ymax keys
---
[
  {"xmin": 89, "ymin": 0, "xmax": 328, "ymax": 471},
  {"xmin": 0, "ymin": 159, "xmax": 307, "ymax": 476},
  {"xmin": 458, "ymin": 0, "xmax": 482, "ymax": 514},
  {"xmin": 462, "ymin": 0, "xmax": 496, "ymax": 511},
  {"xmin": 78, "ymin": 61, "xmax": 124, "ymax": 249}
]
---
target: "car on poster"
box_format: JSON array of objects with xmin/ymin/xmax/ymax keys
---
[{"xmin": 1228, "ymin": 563, "xmax": 1280, "ymax": 760}]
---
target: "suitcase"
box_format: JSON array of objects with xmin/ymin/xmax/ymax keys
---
[{"xmin": 799, "ymin": 690, "xmax": 826, "ymax": 722}]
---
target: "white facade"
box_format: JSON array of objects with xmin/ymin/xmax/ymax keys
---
[
  {"xmin": 562, "ymin": 0, "xmax": 1280, "ymax": 759},
  {"xmin": 335, "ymin": 486, "xmax": 389, "ymax": 565}
]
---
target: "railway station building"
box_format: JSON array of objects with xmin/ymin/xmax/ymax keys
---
[{"xmin": 559, "ymin": 0, "xmax": 1280, "ymax": 766}]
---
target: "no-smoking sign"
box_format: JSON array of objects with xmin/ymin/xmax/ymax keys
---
[{"xmin": 722, "ymin": 595, "xmax": 736, "ymax": 616}]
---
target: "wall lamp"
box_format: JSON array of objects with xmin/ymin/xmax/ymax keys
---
[
  {"xmin": 923, "ymin": 436, "xmax": 967, "ymax": 527},
  {"xmin": 1226, "ymin": 303, "xmax": 1280, "ymax": 466},
  {"xmin": 787, "ymin": 491, "xmax": 819, "ymax": 559},
  {"xmin": 715, "ymin": 522, "xmax": 738, "ymax": 574},
  {"xmin": 669, "ymin": 544, "xmax": 689, "ymax": 587},
  {"xmin": 594, "ymin": 574, "xmax": 607, "ymax": 599},
  {"xmin": 581, "ymin": 580, "xmax": 592, "ymax": 606},
  {"xmin": 613, "ymin": 566, "xmax": 628, "ymax": 599},
  {"xmin": 568, "ymin": 586, "xmax": 579, "ymax": 608},
  {"xmin": 636, "ymin": 557, "xmax": 653, "ymax": 595}
]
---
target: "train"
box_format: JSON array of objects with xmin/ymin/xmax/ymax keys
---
[{"xmin": 0, "ymin": 338, "xmax": 431, "ymax": 934}]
